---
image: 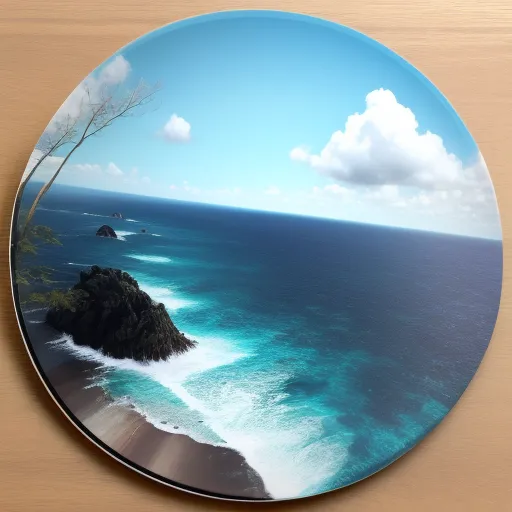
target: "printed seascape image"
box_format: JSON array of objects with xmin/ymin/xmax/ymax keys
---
[{"xmin": 11, "ymin": 11, "xmax": 502, "ymax": 501}]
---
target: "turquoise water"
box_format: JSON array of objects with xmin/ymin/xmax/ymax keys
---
[{"xmin": 19, "ymin": 184, "xmax": 502, "ymax": 499}]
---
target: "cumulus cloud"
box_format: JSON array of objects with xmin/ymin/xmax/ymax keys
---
[
  {"xmin": 290, "ymin": 147, "xmax": 310, "ymax": 163},
  {"xmin": 162, "ymin": 114, "xmax": 191, "ymax": 142},
  {"xmin": 73, "ymin": 161, "xmax": 126, "ymax": 178},
  {"xmin": 403, "ymin": 187, "xmax": 494, "ymax": 217},
  {"xmin": 48, "ymin": 55, "xmax": 131, "ymax": 133},
  {"xmin": 106, "ymin": 162, "xmax": 123, "ymax": 176},
  {"xmin": 306, "ymin": 177, "xmax": 498, "ymax": 235},
  {"xmin": 366, "ymin": 184, "xmax": 400, "ymax": 202},
  {"xmin": 97, "ymin": 55, "xmax": 131, "ymax": 86},
  {"xmin": 289, "ymin": 88, "xmax": 500, "ymax": 237},
  {"xmin": 22, "ymin": 150, "xmax": 131, "ymax": 189},
  {"xmin": 362, "ymin": 182, "xmax": 495, "ymax": 215},
  {"xmin": 265, "ymin": 185, "xmax": 281, "ymax": 196},
  {"xmin": 290, "ymin": 89, "xmax": 488, "ymax": 191}
]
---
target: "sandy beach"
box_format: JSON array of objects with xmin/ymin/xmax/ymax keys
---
[{"xmin": 23, "ymin": 310, "xmax": 270, "ymax": 500}]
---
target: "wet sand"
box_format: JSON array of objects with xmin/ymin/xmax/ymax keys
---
[{"xmin": 24, "ymin": 312, "xmax": 270, "ymax": 500}]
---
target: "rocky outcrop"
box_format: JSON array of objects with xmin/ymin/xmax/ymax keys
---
[
  {"xmin": 96, "ymin": 225, "xmax": 117, "ymax": 238},
  {"xmin": 46, "ymin": 266, "xmax": 196, "ymax": 362},
  {"xmin": 141, "ymin": 229, "xmax": 147, "ymax": 233},
  {"xmin": 112, "ymin": 212, "xmax": 124, "ymax": 219}
]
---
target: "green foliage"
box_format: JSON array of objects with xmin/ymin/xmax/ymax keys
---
[
  {"xmin": 17, "ymin": 222, "xmax": 61, "ymax": 256},
  {"xmin": 29, "ymin": 224, "xmax": 61, "ymax": 245},
  {"xmin": 15, "ymin": 213, "xmax": 62, "ymax": 287},
  {"xmin": 17, "ymin": 237, "xmax": 37, "ymax": 256},
  {"xmin": 27, "ymin": 289, "xmax": 88, "ymax": 312},
  {"xmin": 15, "ymin": 266, "xmax": 54, "ymax": 286}
]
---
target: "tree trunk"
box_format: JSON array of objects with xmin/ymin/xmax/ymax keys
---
[
  {"xmin": 21, "ymin": 141, "xmax": 83, "ymax": 237},
  {"xmin": 22, "ymin": 152, "xmax": 47, "ymax": 186}
]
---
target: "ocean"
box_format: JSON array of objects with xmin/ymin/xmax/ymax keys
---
[{"xmin": 17, "ymin": 183, "xmax": 502, "ymax": 499}]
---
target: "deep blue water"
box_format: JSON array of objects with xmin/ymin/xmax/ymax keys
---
[{"xmin": 17, "ymin": 183, "xmax": 502, "ymax": 499}]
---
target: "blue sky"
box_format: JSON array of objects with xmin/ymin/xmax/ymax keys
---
[{"xmin": 27, "ymin": 11, "xmax": 501, "ymax": 239}]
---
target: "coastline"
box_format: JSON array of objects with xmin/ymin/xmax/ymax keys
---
[{"xmin": 23, "ymin": 309, "xmax": 271, "ymax": 500}]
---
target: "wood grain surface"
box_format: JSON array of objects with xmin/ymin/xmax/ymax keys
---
[{"xmin": 1, "ymin": 1, "xmax": 511, "ymax": 510}]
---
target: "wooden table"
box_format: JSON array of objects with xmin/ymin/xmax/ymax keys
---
[{"xmin": 1, "ymin": 1, "xmax": 511, "ymax": 510}]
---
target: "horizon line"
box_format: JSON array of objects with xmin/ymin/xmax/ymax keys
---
[{"xmin": 23, "ymin": 180, "xmax": 503, "ymax": 243}]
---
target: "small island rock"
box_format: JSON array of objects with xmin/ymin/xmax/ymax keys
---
[
  {"xmin": 46, "ymin": 266, "xmax": 196, "ymax": 362},
  {"xmin": 96, "ymin": 225, "xmax": 117, "ymax": 238},
  {"xmin": 111, "ymin": 212, "xmax": 124, "ymax": 219}
]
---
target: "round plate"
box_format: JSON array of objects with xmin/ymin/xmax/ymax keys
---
[{"xmin": 10, "ymin": 10, "xmax": 502, "ymax": 502}]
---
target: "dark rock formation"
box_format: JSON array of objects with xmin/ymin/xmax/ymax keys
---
[
  {"xmin": 96, "ymin": 225, "xmax": 117, "ymax": 238},
  {"xmin": 141, "ymin": 229, "xmax": 147, "ymax": 233},
  {"xmin": 46, "ymin": 266, "xmax": 196, "ymax": 362},
  {"xmin": 112, "ymin": 212, "xmax": 124, "ymax": 219}
]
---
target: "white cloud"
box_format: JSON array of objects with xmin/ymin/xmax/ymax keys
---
[
  {"xmin": 290, "ymin": 89, "xmax": 488, "ymax": 191},
  {"xmin": 21, "ymin": 151, "xmax": 123, "ymax": 183},
  {"xmin": 47, "ymin": 55, "xmax": 131, "ymax": 133},
  {"xmin": 265, "ymin": 185, "xmax": 281, "ymax": 196},
  {"xmin": 98, "ymin": 55, "xmax": 131, "ymax": 86},
  {"xmin": 361, "ymin": 182, "xmax": 496, "ymax": 217},
  {"xmin": 73, "ymin": 163, "xmax": 102, "ymax": 174},
  {"xmin": 22, "ymin": 149, "xmax": 64, "ymax": 182},
  {"xmin": 307, "ymin": 178, "xmax": 498, "ymax": 235},
  {"xmin": 290, "ymin": 147, "xmax": 310, "ymax": 163},
  {"xmin": 162, "ymin": 114, "xmax": 191, "ymax": 142},
  {"xmin": 106, "ymin": 162, "xmax": 123, "ymax": 176},
  {"xmin": 289, "ymin": 88, "xmax": 500, "ymax": 237},
  {"xmin": 366, "ymin": 184, "xmax": 400, "ymax": 202},
  {"xmin": 141, "ymin": 176, "xmax": 151, "ymax": 185}
]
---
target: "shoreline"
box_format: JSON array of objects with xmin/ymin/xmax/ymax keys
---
[{"xmin": 24, "ymin": 310, "xmax": 271, "ymax": 500}]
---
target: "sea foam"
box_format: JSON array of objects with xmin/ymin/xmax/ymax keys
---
[
  {"xmin": 116, "ymin": 231, "xmax": 136, "ymax": 241},
  {"xmin": 52, "ymin": 328, "xmax": 348, "ymax": 499},
  {"xmin": 138, "ymin": 283, "xmax": 193, "ymax": 311},
  {"xmin": 126, "ymin": 254, "xmax": 171, "ymax": 263},
  {"xmin": 47, "ymin": 268, "xmax": 347, "ymax": 498},
  {"xmin": 39, "ymin": 207, "xmax": 73, "ymax": 214},
  {"xmin": 22, "ymin": 307, "xmax": 46, "ymax": 314}
]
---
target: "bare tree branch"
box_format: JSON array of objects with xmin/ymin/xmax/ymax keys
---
[
  {"xmin": 23, "ymin": 115, "xmax": 78, "ymax": 185},
  {"xmin": 84, "ymin": 81, "xmax": 159, "ymax": 140},
  {"xmin": 21, "ymin": 80, "xmax": 161, "ymax": 236}
]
